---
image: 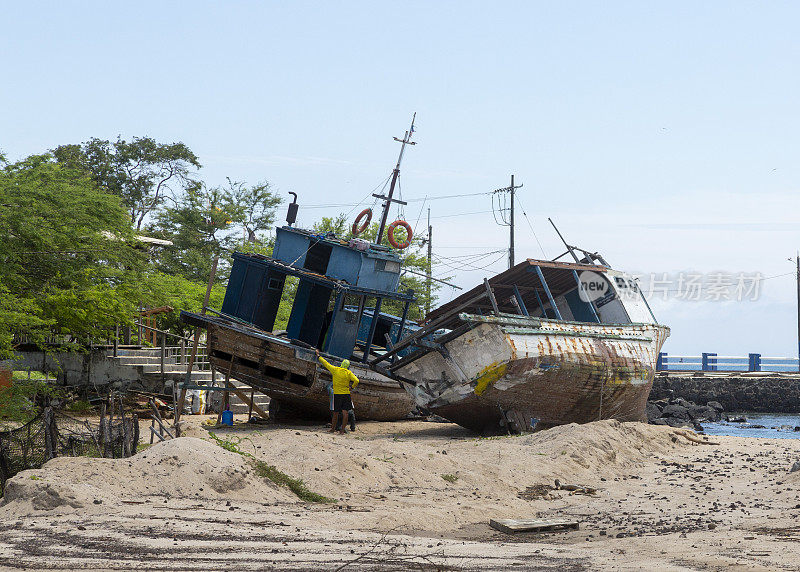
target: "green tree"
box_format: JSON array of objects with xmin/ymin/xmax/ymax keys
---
[
  {"xmin": 223, "ymin": 178, "xmax": 282, "ymax": 244},
  {"xmin": 151, "ymin": 179, "xmax": 281, "ymax": 283},
  {"xmin": 53, "ymin": 136, "xmax": 201, "ymax": 230},
  {"xmin": 150, "ymin": 182, "xmax": 230, "ymax": 282},
  {"xmin": 0, "ymin": 154, "xmax": 146, "ymax": 357}
]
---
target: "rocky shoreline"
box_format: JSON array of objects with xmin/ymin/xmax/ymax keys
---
[{"xmin": 647, "ymin": 395, "xmax": 800, "ymax": 433}]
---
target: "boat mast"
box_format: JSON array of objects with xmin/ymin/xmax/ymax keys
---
[{"xmin": 374, "ymin": 113, "xmax": 416, "ymax": 245}]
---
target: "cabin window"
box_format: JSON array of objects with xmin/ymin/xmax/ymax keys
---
[
  {"xmin": 267, "ymin": 277, "xmax": 283, "ymax": 290},
  {"xmin": 375, "ymin": 259, "xmax": 400, "ymax": 273}
]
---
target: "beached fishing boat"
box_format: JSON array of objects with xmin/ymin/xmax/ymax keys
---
[
  {"xmin": 180, "ymin": 118, "xmax": 422, "ymax": 421},
  {"xmin": 370, "ymin": 253, "xmax": 670, "ymax": 433}
]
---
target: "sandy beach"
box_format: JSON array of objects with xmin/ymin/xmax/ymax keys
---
[{"xmin": 1, "ymin": 417, "xmax": 799, "ymax": 571}]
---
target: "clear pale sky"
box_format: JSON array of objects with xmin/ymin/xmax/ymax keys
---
[{"xmin": 3, "ymin": 1, "xmax": 800, "ymax": 356}]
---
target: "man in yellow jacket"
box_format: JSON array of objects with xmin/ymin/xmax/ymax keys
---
[{"xmin": 315, "ymin": 349, "xmax": 359, "ymax": 434}]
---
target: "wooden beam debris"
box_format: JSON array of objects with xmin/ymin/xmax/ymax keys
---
[{"xmin": 489, "ymin": 518, "xmax": 580, "ymax": 534}]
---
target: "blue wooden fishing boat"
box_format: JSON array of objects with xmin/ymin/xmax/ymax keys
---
[{"xmin": 181, "ymin": 118, "xmax": 422, "ymax": 421}]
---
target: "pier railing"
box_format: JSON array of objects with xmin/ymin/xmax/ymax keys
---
[{"xmin": 657, "ymin": 352, "xmax": 800, "ymax": 373}]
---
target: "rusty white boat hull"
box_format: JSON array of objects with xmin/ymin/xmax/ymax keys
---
[
  {"xmin": 394, "ymin": 313, "xmax": 670, "ymax": 433},
  {"xmin": 181, "ymin": 312, "xmax": 414, "ymax": 421}
]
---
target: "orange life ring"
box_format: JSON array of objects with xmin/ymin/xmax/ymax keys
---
[
  {"xmin": 352, "ymin": 208, "xmax": 372, "ymax": 236},
  {"xmin": 387, "ymin": 219, "xmax": 413, "ymax": 249}
]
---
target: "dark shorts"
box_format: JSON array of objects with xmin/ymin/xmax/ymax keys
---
[{"xmin": 333, "ymin": 394, "xmax": 352, "ymax": 412}]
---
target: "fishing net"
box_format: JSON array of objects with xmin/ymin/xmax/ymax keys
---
[{"xmin": 0, "ymin": 408, "xmax": 139, "ymax": 493}]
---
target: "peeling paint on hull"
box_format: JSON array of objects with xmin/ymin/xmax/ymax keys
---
[{"xmin": 396, "ymin": 315, "xmax": 670, "ymax": 432}]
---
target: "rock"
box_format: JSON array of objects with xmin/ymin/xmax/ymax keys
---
[
  {"xmin": 726, "ymin": 416, "xmax": 747, "ymax": 423},
  {"xmin": 661, "ymin": 404, "xmax": 690, "ymax": 420},
  {"xmin": 790, "ymin": 461, "xmax": 800, "ymax": 473},
  {"xmin": 707, "ymin": 401, "xmax": 724, "ymax": 412},
  {"xmin": 646, "ymin": 402, "xmax": 663, "ymax": 421},
  {"xmin": 651, "ymin": 418, "xmax": 670, "ymax": 426},
  {"xmin": 665, "ymin": 418, "xmax": 694, "ymax": 429},
  {"xmin": 688, "ymin": 405, "xmax": 719, "ymax": 422},
  {"xmin": 794, "ymin": 426, "xmax": 800, "ymax": 432}
]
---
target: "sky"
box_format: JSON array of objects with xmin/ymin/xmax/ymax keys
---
[{"xmin": 2, "ymin": 1, "xmax": 800, "ymax": 357}]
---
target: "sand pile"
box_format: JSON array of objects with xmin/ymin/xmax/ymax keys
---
[
  {"xmin": 0, "ymin": 436, "xmax": 296, "ymax": 516},
  {"xmin": 238, "ymin": 419, "xmax": 686, "ymax": 509},
  {"xmin": 519, "ymin": 419, "xmax": 682, "ymax": 472}
]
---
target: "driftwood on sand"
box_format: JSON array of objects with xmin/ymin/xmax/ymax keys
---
[{"xmin": 673, "ymin": 429, "xmax": 720, "ymax": 445}]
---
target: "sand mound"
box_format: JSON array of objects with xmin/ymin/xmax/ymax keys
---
[
  {"xmin": 243, "ymin": 419, "xmax": 685, "ymax": 510},
  {"xmin": 520, "ymin": 419, "xmax": 681, "ymax": 472},
  {"xmin": 1, "ymin": 437, "xmax": 296, "ymax": 515}
]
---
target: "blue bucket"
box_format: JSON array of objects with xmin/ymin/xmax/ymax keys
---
[{"xmin": 221, "ymin": 409, "xmax": 233, "ymax": 426}]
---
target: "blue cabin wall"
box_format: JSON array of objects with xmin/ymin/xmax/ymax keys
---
[
  {"xmin": 286, "ymin": 279, "xmax": 332, "ymax": 346},
  {"xmin": 272, "ymin": 226, "xmax": 401, "ymax": 291},
  {"xmin": 272, "ymin": 227, "xmax": 310, "ymax": 267},
  {"xmin": 222, "ymin": 255, "xmax": 284, "ymax": 332},
  {"xmin": 325, "ymin": 246, "xmax": 362, "ymax": 285},
  {"xmin": 325, "ymin": 304, "xmax": 360, "ymax": 359}
]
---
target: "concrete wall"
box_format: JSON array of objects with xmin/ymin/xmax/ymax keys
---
[
  {"xmin": 12, "ymin": 350, "xmax": 141, "ymax": 389},
  {"xmin": 651, "ymin": 373, "xmax": 800, "ymax": 413}
]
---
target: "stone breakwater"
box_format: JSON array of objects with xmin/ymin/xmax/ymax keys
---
[{"xmin": 651, "ymin": 372, "xmax": 800, "ymax": 413}]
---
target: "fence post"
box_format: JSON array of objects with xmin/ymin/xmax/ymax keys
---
[
  {"xmin": 657, "ymin": 352, "xmax": 666, "ymax": 371},
  {"xmin": 113, "ymin": 323, "xmax": 119, "ymax": 358},
  {"xmin": 160, "ymin": 334, "xmax": 166, "ymax": 384},
  {"xmin": 748, "ymin": 353, "xmax": 761, "ymax": 372},
  {"xmin": 702, "ymin": 352, "xmax": 717, "ymax": 372},
  {"xmin": 42, "ymin": 407, "xmax": 56, "ymax": 461}
]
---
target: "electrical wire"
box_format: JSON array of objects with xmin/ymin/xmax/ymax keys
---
[
  {"xmin": 430, "ymin": 210, "xmax": 493, "ymax": 220},
  {"xmin": 301, "ymin": 190, "xmax": 493, "ymax": 210},
  {"xmin": 516, "ymin": 196, "xmax": 547, "ymax": 258},
  {"xmin": 432, "ymin": 251, "xmax": 508, "ymax": 273}
]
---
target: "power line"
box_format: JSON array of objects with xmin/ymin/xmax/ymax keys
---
[
  {"xmin": 516, "ymin": 196, "xmax": 547, "ymax": 258},
  {"xmin": 301, "ymin": 190, "xmax": 493, "ymax": 210},
  {"xmin": 430, "ymin": 210, "xmax": 493, "ymax": 220}
]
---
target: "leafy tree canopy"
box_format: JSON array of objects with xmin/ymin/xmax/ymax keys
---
[
  {"xmin": 53, "ymin": 136, "xmax": 200, "ymax": 230},
  {"xmin": 0, "ymin": 154, "xmax": 147, "ymax": 357},
  {"xmin": 151, "ymin": 178, "xmax": 281, "ymax": 282}
]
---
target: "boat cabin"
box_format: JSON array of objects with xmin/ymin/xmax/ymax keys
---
[
  {"xmin": 425, "ymin": 258, "xmax": 658, "ymax": 330},
  {"xmin": 220, "ymin": 226, "xmax": 415, "ymax": 360}
]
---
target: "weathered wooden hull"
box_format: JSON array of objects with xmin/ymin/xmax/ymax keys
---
[
  {"xmin": 394, "ymin": 314, "xmax": 670, "ymax": 432},
  {"xmin": 182, "ymin": 312, "xmax": 414, "ymax": 421}
]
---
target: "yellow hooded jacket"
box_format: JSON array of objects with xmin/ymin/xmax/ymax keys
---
[{"xmin": 318, "ymin": 356, "xmax": 360, "ymax": 395}]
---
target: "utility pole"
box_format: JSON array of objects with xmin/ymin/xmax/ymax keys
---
[
  {"xmin": 426, "ymin": 207, "xmax": 432, "ymax": 315},
  {"xmin": 509, "ymin": 175, "xmax": 515, "ymax": 268},
  {"xmin": 796, "ymin": 252, "xmax": 799, "ymax": 372},
  {"xmin": 374, "ymin": 113, "xmax": 416, "ymax": 245},
  {"xmin": 492, "ymin": 175, "xmax": 523, "ymax": 269}
]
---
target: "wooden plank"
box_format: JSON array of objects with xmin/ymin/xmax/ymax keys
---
[
  {"xmin": 489, "ymin": 518, "xmax": 580, "ymax": 534},
  {"xmin": 225, "ymin": 381, "xmax": 269, "ymax": 419}
]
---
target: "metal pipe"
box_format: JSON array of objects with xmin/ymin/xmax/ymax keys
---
[
  {"xmin": 512, "ymin": 285, "xmax": 529, "ymax": 316},
  {"xmin": 534, "ymin": 265, "xmax": 562, "ymax": 320},
  {"xmin": 323, "ymin": 290, "xmax": 344, "ymax": 353},
  {"xmin": 362, "ymin": 297, "xmax": 382, "ymax": 362}
]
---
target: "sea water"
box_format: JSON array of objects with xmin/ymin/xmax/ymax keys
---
[{"xmin": 701, "ymin": 413, "xmax": 800, "ymax": 439}]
